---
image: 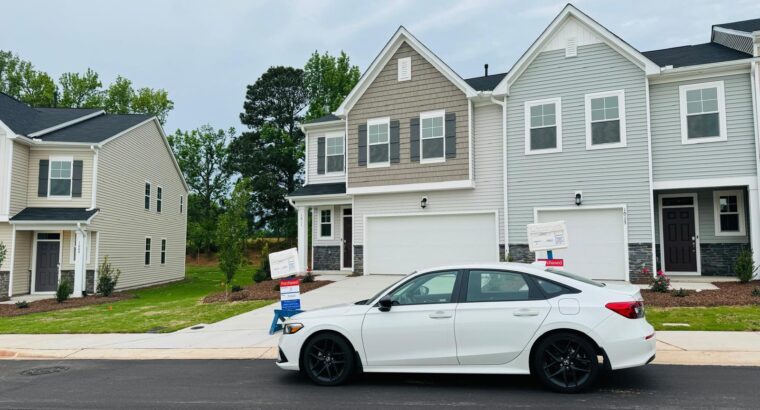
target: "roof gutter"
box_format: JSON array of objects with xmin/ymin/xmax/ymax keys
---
[{"xmin": 654, "ymin": 58, "xmax": 759, "ymax": 76}]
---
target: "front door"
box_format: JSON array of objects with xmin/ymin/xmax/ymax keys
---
[
  {"xmin": 342, "ymin": 209, "xmax": 352, "ymax": 269},
  {"xmin": 663, "ymin": 206, "xmax": 698, "ymax": 272},
  {"xmin": 35, "ymin": 238, "xmax": 60, "ymax": 292}
]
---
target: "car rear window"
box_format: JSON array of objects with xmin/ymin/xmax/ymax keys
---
[
  {"xmin": 534, "ymin": 277, "xmax": 577, "ymax": 298},
  {"xmin": 545, "ymin": 268, "xmax": 605, "ymax": 287}
]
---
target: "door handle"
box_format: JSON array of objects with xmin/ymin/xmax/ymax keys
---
[
  {"xmin": 513, "ymin": 309, "xmax": 540, "ymax": 317},
  {"xmin": 429, "ymin": 311, "xmax": 453, "ymax": 319}
]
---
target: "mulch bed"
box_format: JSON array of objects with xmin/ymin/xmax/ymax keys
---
[
  {"xmin": 202, "ymin": 278, "xmax": 333, "ymax": 304},
  {"xmin": 0, "ymin": 293, "xmax": 133, "ymax": 317},
  {"xmin": 642, "ymin": 280, "xmax": 760, "ymax": 308}
]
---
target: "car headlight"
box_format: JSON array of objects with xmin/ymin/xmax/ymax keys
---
[{"xmin": 283, "ymin": 323, "xmax": 304, "ymax": 334}]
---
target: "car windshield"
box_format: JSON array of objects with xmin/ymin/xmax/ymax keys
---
[
  {"xmin": 357, "ymin": 272, "xmax": 413, "ymax": 305},
  {"xmin": 546, "ymin": 268, "xmax": 605, "ymax": 287}
]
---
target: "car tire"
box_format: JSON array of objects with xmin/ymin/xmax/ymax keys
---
[
  {"xmin": 301, "ymin": 333, "xmax": 356, "ymax": 386},
  {"xmin": 532, "ymin": 332, "xmax": 600, "ymax": 393}
]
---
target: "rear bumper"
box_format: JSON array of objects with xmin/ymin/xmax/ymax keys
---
[{"xmin": 595, "ymin": 317, "xmax": 657, "ymax": 370}]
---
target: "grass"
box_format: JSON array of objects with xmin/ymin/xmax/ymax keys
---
[
  {"xmin": 647, "ymin": 306, "xmax": 760, "ymax": 331},
  {"xmin": 0, "ymin": 264, "xmax": 275, "ymax": 334}
]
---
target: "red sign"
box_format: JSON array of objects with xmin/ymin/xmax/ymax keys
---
[
  {"xmin": 280, "ymin": 279, "xmax": 300, "ymax": 288},
  {"xmin": 538, "ymin": 259, "xmax": 564, "ymax": 267}
]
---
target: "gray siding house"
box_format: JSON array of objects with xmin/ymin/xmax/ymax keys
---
[
  {"xmin": 0, "ymin": 94, "xmax": 189, "ymax": 298},
  {"xmin": 288, "ymin": 4, "xmax": 760, "ymax": 283}
]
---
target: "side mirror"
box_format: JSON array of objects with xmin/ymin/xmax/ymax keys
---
[{"xmin": 378, "ymin": 295, "xmax": 393, "ymax": 312}]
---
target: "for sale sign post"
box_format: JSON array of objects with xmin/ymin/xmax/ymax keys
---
[
  {"xmin": 280, "ymin": 278, "xmax": 301, "ymax": 310},
  {"xmin": 526, "ymin": 221, "xmax": 569, "ymax": 252},
  {"xmin": 269, "ymin": 248, "xmax": 301, "ymax": 279}
]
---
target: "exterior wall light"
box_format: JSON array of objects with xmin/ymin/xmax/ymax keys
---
[
  {"xmin": 575, "ymin": 192, "xmax": 582, "ymax": 206},
  {"xmin": 420, "ymin": 197, "xmax": 428, "ymax": 209}
]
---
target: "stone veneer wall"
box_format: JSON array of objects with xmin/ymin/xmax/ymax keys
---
[
  {"xmin": 59, "ymin": 270, "xmax": 96, "ymax": 294},
  {"xmin": 0, "ymin": 271, "xmax": 9, "ymax": 301},
  {"xmin": 508, "ymin": 244, "xmax": 535, "ymax": 263},
  {"xmin": 353, "ymin": 245, "xmax": 364, "ymax": 275},
  {"xmin": 628, "ymin": 243, "xmax": 654, "ymax": 284},
  {"xmin": 313, "ymin": 246, "xmax": 341, "ymax": 271},
  {"xmin": 655, "ymin": 243, "xmax": 746, "ymax": 276}
]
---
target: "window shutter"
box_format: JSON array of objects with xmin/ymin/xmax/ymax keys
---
[
  {"xmin": 38, "ymin": 160, "xmax": 49, "ymax": 197},
  {"xmin": 72, "ymin": 160, "xmax": 83, "ymax": 197},
  {"xmin": 317, "ymin": 137, "xmax": 326, "ymax": 175},
  {"xmin": 390, "ymin": 120, "xmax": 400, "ymax": 164},
  {"xmin": 358, "ymin": 124, "xmax": 367, "ymax": 166},
  {"xmin": 445, "ymin": 112, "xmax": 457, "ymax": 158},
  {"xmin": 410, "ymin": 117, "xmax": 420, "ymax": 162}
]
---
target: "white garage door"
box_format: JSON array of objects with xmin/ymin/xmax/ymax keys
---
[
  {"xmin": 365, "ymin": 213, "xmax": 499, "ymax": 275},
  {"xmin": 536, "ymin": 207, "xmax": 627, "ymax": 280}
]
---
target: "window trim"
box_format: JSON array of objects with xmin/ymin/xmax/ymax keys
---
[
  {"xmin": 318, "ymin": 208, "xmax": 333, "ymax": 240},
  {"xmin": 585, "ymin": 89, "xmax": 627, "ymax": 150},
  {"xmin": 324, "ymin": 132, "xmax": 345, "ymax": 175},
  {"xmin": 367, "ymin": 117, "xmax": 391, "ymax": 168},
  {"xmin": 48, "ymin": 156, "xmax": 74, "ymax": 199},
  {"xmin": 144, "ymin": 181, "xmax": 151, "ymax": 211},
  {"xmin": 419, "ymin": 109, "xmax": 446, "ymax": 164},
  {"xmin": 156, "ymin": 186, "xmax": 163, "ymax": 213},
  {"xmin": 524, "ymin": 98, "xmax": 562, "ymax": 155},
  {"xmin": 160, "ymin": 238, "xmax": 167, "ymax": 265},
  {"xmin": 679, "ymin": 81, "xmax": 728, "ymax": 145},
  {"xmin": 713, "ymin": 189, "xmax": 746, "ymax": 236},
  {"xmin": 144, "ymin": 237, "xmax": 152, "ymax": 266}
]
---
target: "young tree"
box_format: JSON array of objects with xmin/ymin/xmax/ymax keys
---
[
  {"xmin": 303, "ymin": 50, "xmax": 360, "ymax": 120},
  {"xmin": 131, "ymin": 87, "xmax": 174, "ymax": 125},
  {"xmin": 58, "ymin": 68, "xmax": 104, "ymax": 108},
  {"xmin": 103, "ymin": 76, "xmax": 134, "ymax": 114},
  {"xmin": 216, "ymin": 178, "xmax": 251, "ymax": 298},
  {"xmin": 0, "ymin": 50, "xmax": 56, "ymax": 107}
]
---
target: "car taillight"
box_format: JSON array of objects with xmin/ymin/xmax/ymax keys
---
[{"xmin": 605, "ymin": 301, "xmax": 645, "ymax": 319}]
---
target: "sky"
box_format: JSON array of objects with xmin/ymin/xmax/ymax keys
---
[{"xmin": 1, "ymin": 0, "xmax": 759, "ymax": 134}]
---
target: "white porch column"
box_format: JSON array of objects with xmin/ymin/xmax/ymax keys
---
[
  {"xmin": 297, "ymin": 206, "xmax": 308, "ymax": 272},
  {"xmin": 750, "ymin": 188, "xmax": 760, "ymax": 279},
  {"xmin": 73, "ymin": 229, "xmax": 87, "ymax": 296}
]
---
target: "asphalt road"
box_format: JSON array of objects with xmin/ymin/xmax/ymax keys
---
[{"xmin": 0, "ymin": 360, "xmax": 758, "ymax": 409}]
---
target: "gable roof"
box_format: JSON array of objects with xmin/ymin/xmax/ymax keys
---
[
  {"xmin": 39, "ymin": 113, "xmax": 152, "ymax": 143},
  {"xmin": 304, "ymin": 113, "xmax": 341, "ymax": 125},
  {"xmin": 714, "ymin": 18, "xmax": 760, "ymax": 33},
  {"xmin": 334, "ymin": 26, "xmax": 477, "ymax": 117},
  {"xmin": 642, "ymin": 42, "xmax": 752, "ymax": 68},
  {"xmin": 0, "ymin": 92, "xmax": 102, "ymax": 135},
  {"xmin": 492, "ymin": 4, "xmax": 660, "ymax": 95}
]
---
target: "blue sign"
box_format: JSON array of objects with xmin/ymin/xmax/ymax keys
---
[{"xmin": 281, "ymin": 299, "xmax": 301, "ymax": 310}]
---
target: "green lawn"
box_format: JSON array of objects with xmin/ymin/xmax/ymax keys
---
[
  {"xmin": 648, "ymin": 306, "xmax": 760, "ymax": 331},
  {"xmin": 0, "ymin": 265, "xmax": 275, "ymax": 334}
]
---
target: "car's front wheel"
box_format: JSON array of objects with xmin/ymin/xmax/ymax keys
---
[
  {"xmin": 532, "ymin": 332, "xmax": 600, "ymax": 393},
  {"xmin": 302, "ymin": 333, "xmax": 355, "ymax": 386}
]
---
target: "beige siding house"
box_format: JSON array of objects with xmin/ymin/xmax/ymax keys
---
[{"xmin": 0, "ymin": 93, "xmax": 188, "ymax": 299}]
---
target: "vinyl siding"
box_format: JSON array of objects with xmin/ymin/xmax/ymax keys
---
[
  {"xmin": 307, "ymin": 128, "xmax": 345, "ymax": 185},
  {"xmin": 312, "ymin": 205, "xmax": 345, "ymax": 247},
  {"xmin": 347, "ymin": 41, "xmax": 470, "ymax": 188},
  {"xmin": 650, "ymin": 74, "xmax": 757, "ymax": 181},
  {"xmin": 0, "ymin": 127, "xmax": 7, "ymax": 217},
  {"xmin": 506, "ymin": 43, "xmax": 652, "ymax": 243},
  {"xmin": 0, "ymin": 223, "xmax": 10, "ymax": 271},
  {"xmin": 10, "ymin": 142, "xmax": 29, "ymax": 215},
  {"xmin": 353, "ymin": 103, "xmax": 504, "ymax": 245},
  {"xmin": 60, "ymin": 230, "xmax": 97, "ymax": 270},
  {"xmin": 26, "ymin": 148, "xmax": 92, "ymax": 208},
  {"xmin": 89, "ymin": 121, "xmax": 187, "ymax": 290},
  {"xmin": 12, "ymin": 230, "xmax": 31, "ymax": 295}
]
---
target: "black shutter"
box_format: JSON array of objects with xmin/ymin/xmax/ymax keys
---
[
  {"xmin": 358, "ymin": 124, "xmax": 367, "ymax": 166},
  {"xmin": 316, "ymin": 137, "xmax": 326, "ymax": 175},
  {"xmin": 72, "ymin": 160, "xmax": 83, "ymax": 197},
  {"xmin": 445, "ymin": 112, "xmax": 457, "ymax": 158},
  {"xmin": 37, "ymin": 160, "xmax": 49, "ymax": 197},
  {"xmin": 410, "ymin": 117, "xmax": 420, "ymax": 162},
  {"xmin": 390, "ymin": 120, "xmax": 400, "ymax": 164}
]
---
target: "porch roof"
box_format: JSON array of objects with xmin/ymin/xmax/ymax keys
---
[
  {"xmin": 10, "ymin": 207, "xmax": 99, "ymax": 224},
  {"xmin": 288, "ymin": 182, "xmax": 346, "ymax": 197}
]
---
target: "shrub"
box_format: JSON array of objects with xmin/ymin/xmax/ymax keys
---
[
  {"xmin": 650, "ymin": 269, "xmax": 670, "ymax": 293},
  {"xmin": 253, "ymin": 269, "xmax": 269, "ymax": 283},
  {"xmin": 272, "ymin": 282, "xmax": 281, "ymax": 291},
  {"xmin": 752, "ymin": 287, "xmax": 760, "ymax": 297},
  {"xmin": 302, "ymin": 271, "xmax": 315, "ymax": 284},
  {"xmin": 56, "ymin": 280, "xmax": 72, "ymax": 303},
  {"xmin": 97, "ymin": 256, "xmax": 121, "ymax": 296},
  {"xmin": 672, "ymin": 288, "xmax": 688, "ymax": 298},
  {"xmin": 734, "ymin": 248, "xmax": 758, "ymax": 283},
  {"xmin": 0, "ymin": 241, "xmax": 6, "ymax": 271},
  {"xmin": 259, "ymin": 242, "xmax": 271, "ymax": 280},
  {"xmin": 15, "ymin": 300, "xmax": 29, "ymax": 309},
  {"xmin": 231, "ymin": 284, "xmax": 242, "ymax": 293}
]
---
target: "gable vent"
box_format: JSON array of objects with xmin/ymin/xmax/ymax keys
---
[
  {"xmin": 565, "ymin": 37, "xmax": 578, "ymax": 58},
  {"xmin": 398, "ymin": 57, "xmax": 411, "ymax": 81}
]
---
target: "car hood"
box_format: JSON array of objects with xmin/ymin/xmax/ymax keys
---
[
  {"xmin": 289, "ymin": 303, "xmax": 363, "ymax": 320},
  {"xmin": 600, "ymin": 282, "xmax": 643, "ymax": 300}
]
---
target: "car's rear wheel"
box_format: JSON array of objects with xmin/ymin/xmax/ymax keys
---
[
  {"xmin": 302, "ymin": 333, "xmax": 355, "ymax": 386},
  {"xmin": 532, "ymin": 332, "xmax": 600, "ymax": 393}
]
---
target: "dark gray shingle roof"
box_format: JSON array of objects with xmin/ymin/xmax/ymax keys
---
[
  {"xmin": 289, "ymin": 183, "xmax": 346, "ymax": 197},
  {"xmin": 642, "ymin": 42, "xmax": 751, "ymax": 68},
  {"xmin": 39, "ymin": 113, "xmax": 152, "ymax": 143},
  {"xmin": 303, "ymin": 114, "xmax": 341, "ymax": 125},
  {"xmin": 714, "ymin": 18, "xmax": 760, "ymax": 33},
  {"xmin": 464, "ymin": 72, "xmax": 507, "ymax": 91},
  {"xmin": 0, "ymin": 92, "xmax": 100, "ymax": 135},
  {"xmin": 11, "ymin": 207, "xmax": 99, "ymax": 222}
]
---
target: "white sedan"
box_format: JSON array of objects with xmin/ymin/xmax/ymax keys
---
[{"xmin": 276, "ymin": 263, "xmax": 656, "ymax": 393}]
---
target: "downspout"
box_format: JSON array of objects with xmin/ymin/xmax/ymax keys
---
[
  {"xmin": 750, "ymin": 61, "xmax": 760, "ymax": 279},
  {"xmin": 644, "ymin": 77, "xmax": 657, "ymax": 279},
  {"xmin": 88, "ymin": 145, "xmax": 99, "ymax": 211},
  {"xmin": 491, "ymin": 96, "xmax": 509, "ymax": 259}
]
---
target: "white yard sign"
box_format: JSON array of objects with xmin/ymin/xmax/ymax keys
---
[
  {"xmin": 269, "ymin": 247, "xmax": 302, "ymax": 279},
  {"xmin": 527, "ymin": 221, "xmax": 569, "ymax": 252}
]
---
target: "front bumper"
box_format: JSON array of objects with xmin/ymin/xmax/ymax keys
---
[{"xmin": 276, "ymin": 332, "xmax": 305, "ymax": 371}]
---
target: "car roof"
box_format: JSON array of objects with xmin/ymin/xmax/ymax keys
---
[{"xmin": 414, "ymin": 262, "xmax": 549, "ymax": 276}]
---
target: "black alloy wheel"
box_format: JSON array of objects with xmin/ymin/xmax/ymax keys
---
[
  {"xmin": 302, "ymin": 333, "xmax": 355, "ymax": 386},
  {"xmin": 533, "ymin": 333, "xmax": 600, "ymax": 393}
]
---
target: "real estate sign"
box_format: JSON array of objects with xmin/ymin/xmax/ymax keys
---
[
  {"xmin": 269, "ymin": 247, "xmax": 301, "ymax": 279},
  {"xmin": 527, "ymin": 221, "xmax": 569, "ymax": 252},
  {"xmin": 280, "ymin": 278, "xmax": 301, "ymax": 310}
]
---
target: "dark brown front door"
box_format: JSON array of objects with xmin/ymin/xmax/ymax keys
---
[
  {"xmin": 342, "ymin": 209, "xmax": 352, "ymax": 269},
  {"xmin": 35, "ymin": 241, "xmax": 60, "ymax": 292},
  {"xmin": 663, "ymin": 207, "xmax": 697, "ymax": 272}
]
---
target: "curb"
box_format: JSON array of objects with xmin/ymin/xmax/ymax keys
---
[{"xmin": 0, "ymin": 348, "xmax": 280, "ymax": 360}]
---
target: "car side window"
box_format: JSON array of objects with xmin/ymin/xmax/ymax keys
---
[
  {"xmin": 466, "ymin": 270, "xmax": 540, "ymax": 302},
  {"xmin": 534, "ymin": 277, "xmax": 576, "ymax": 298},
  {"xmin": 389, "ymin": 271, "xmax": 458, "ymax": 306}
]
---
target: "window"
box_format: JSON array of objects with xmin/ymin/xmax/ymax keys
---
[
  {"xmin": 161, "ymin": 239, "xmax": 167, "ymax": 265},
  {"xmin": 325, "ymin": 135, "xmax": 344, "ymax": 173},
  {"xmin": 145, "ymin": 237, "xmax": 151, "ymax": 265},
  {"xmin": 398, "ymin": 57, "xmax": 411, "ymax": 81},
  {"xmin": 420, "ymin": 110, "xmax": 445, "ymax": 163},
  {"xmin": 585, "ymin": 90, "xmax": 626, "ymax": 149},
  {"xmin": 534, "ymin": 277, "xmax": 576, "ymax": 298},
  {"xmin": 388, "ymin": 271, "xmax": 457, "ymax": 306},
  {"xmin": 465, "ymin": 270, "xmax": 539, "ymax": 302},
  {"xmin": 367, "ymin": 118, "xmax": 390, "ymax": 167},
  {"xmin": 679, "ymin": 81, "xmax": 727, "ymax": 144},
  {"xmin": 156, "ymin": 187, "xmax": 163, "ymax": 213},
  {"xmin": 525, "ymin": 98, "xmax": 562, "ymax": 154},
  {"xmin": 319, "ymin": 209, "xmax": 332, "ymax": 239},
  {"xmin": 714, "ymin": 190, "xmax": 746, "ymax": 236},
  {"xmin": 144, "ymin": 182, "xmax": 151, "ymax": 210},
  {"xmin": 49, "ymin": 157, "xmax": 73, "ymax": 197},
  {"xmin": 180, "ymin": 195, "xmax": 184, "ymax": 214}
]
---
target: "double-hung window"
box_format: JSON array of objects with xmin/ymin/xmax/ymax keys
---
[
  {"xmin": 156, "ymin": 187, "xmax": 163, "ymax": 213},
  {"xmin": 49, "ymin": 157, "xmax": 73, "ymax": 197},
  {"xmin": 585, "ymin": 90, "xmax": 626, "ymax": 149},
  {"xmin": 420, "ymin": 110, "xmax": 445, "ymax": 163},
  {"xmin": 525, "ymin": 98, "xmax": 562, "ymax": 154},
  {"xmin": 367, "ymin": 117, "xmax": 390, "ymax": 167},
  {"xmin": 714, "ymin": 190, "xmax": 746, "ymax": 236},
  {"xmin": 680, "ymin": 81, "xmax": 727, "ymax": 144},
  {"xmin": 325, "ymin": 134, "xmax": 344, "ymax": 173},
  {"xmin": 161, "ymin": 239, "xmax": 167, "ymax": 265},
  {"xmin": 145, "ymin": 237, "xmax": 152, "ymax": 265},
  {"xmin": 144, "ymin": 182, "xmax": 151, "ymax": 210},
  {"xmin": 319, "ymin": 209, "xmax": 332, "ymax": 239}
]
